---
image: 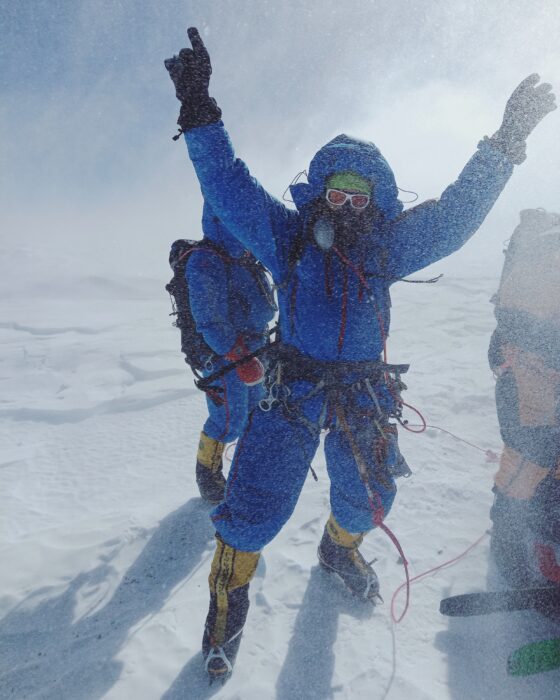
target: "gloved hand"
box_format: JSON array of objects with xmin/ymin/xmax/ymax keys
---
[
  {"xmin": 225, "ymin": 337, "xmax": 265, "ymax": 386},
  {"xmin": 164, "ymin": 27, "xmax": 222, "ymax": 135},
  {"xmin": 489, "ymin": 74, "xmax": 556, "ymax": 164}
]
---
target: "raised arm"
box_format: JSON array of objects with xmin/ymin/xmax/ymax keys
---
[
  {"xmin": 165, "ymin": 28, "xmax": 296, "ymax": 278},
  {"xmin": 384, "ymin": 75, "xmax": 556, "ymax": 279},
  {"xmin": 184, "ymin": 122, "xmax": 295, "ymax": 279},
  {"xmin": 384, "ymin": 139, "xmax": 513, "ymax": 278}
]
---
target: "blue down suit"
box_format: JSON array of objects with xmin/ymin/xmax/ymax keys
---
[
  {"xmin": 185, "ymin": 125, "xmax": 514, "ymax": 551},
  {"xmin": 187, "ymin": 203, "xmax": 275, "ymax": 443}
]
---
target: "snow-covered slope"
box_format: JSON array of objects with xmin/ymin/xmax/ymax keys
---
[{"xmin": 1, "ymin": 273, "xmax": 558, "ymax": 700}]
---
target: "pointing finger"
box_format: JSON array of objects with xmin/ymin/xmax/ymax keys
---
[{"xmin": 188, "ymin": 27, "xmax": 210, "ymax": 63}]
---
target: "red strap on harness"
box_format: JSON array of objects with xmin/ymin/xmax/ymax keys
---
[
  {"xmin": 337, "ymin": 266, "xmax": 349, "ymax": 353},
  {"xmin": 536, "ymin": 543, "xmax": 560, "ymax": 583}
]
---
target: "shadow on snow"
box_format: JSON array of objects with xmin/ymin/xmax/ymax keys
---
[{"xmin": 0, "ymin": 498, "xmax": 214, "ymax": 700}]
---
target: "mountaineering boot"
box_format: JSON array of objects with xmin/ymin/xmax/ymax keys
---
[
  {"xmin": 318, "ymin": 513, "xmax": 380, "ymax": 602},
  {"xmin": 196, "ymin": 432, "xmax": 226, "ymax": 504},
  {"xmin": 202, "ymin": 535, "xmax": 260, "ymax": 683}
]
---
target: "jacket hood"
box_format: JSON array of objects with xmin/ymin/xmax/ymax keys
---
[
  {"xmin": 201, "ymin": 202, "xmax": 246, "ymax": 258},
  {"xmin": 289, "ymin": 134, "xmax": 403, "ymax": 221}
]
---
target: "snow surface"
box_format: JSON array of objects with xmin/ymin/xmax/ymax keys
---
[{"xmin": 1, "ymin": 273, "xmax": 559, "ymax": 700}]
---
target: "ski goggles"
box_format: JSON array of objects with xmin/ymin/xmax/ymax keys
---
[{"xmin": 326, "ymin": 188, "xmax": 370, "ymax": 210}]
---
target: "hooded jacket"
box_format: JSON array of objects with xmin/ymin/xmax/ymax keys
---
[
  {"xmin": 185, "ymin": 124, "xmax": 513, "ymax": 361},
  {"xmin": 186, "ymin": 202, "xmax": 276, "ymax": 356}
]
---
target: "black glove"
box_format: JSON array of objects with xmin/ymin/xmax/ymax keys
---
[
  {"xmin": 487, "ymin": 74, "xmax": 556, "ymax": 164},
  {"xmin": 164, "ymin": 27, "xmax": 222, "ymax": 137}
]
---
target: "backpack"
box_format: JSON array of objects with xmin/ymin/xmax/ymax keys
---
[
  {"xmin": 166, "ymin": 239, "xmax": 221, "ymax": 374},
  {"xmin": 166, "ymin": 238, "xmax": 276, "ymax": 376},
  {"xmin": 495, "ymin": 209, "xmax": 560, "ymax": 310},
  {"xmin": 489, "ymin": 209, "xmax": 560, "ymax": 369}
]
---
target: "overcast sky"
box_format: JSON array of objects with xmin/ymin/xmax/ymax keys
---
[{"xmin": 1, "ymin": 0, "xmax": 559, "ymax": 283}]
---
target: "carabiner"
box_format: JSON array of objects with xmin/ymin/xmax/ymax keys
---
[{"xmin": 259, "ymin": 397, "xmax": 275, "ymax": 412}]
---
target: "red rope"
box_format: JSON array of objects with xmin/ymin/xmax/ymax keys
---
[
  {"xmin": 224, "ymin": 441, "xmax": 237, "ymax": 463},
  {"xmin": 296, "ymin": 244, "xmax": 488, "ymax": 623},
  {"xmin": 390, "ymin": 530, "xmax": 488, "ymax": 623},
  {"xmin": 367, "ymin": 493, "xmax": 412, "ymax": 622},
  {"xmin": 325, "ymin": 253, "xmax": 333, "ymax": 298},
  {"xmin": 358, "ymin": 258, "xmax": 365, "ymax": 302},
  {"xmin": 385, "ymin": 418, "xmax": 496, "ymax": 621},
  {"xmin": 217, "ymin": 378, "xmax": 230, "ymax": 442},
  {"xmin": 406, "ymin": 423, "xmax": 499, "ymax": 461},
  {"xmin": 380, "ymin": 522, "xmax": 411, "ymax": 622},
  {"xmin": 331, "ymin": 246, "xmax": 390, "ymax": 365},
  {"xmin": 326, "ymin": 251, "xmax": 416, "ymax": 618},
  {"xmin": 400, "ymin": 402, "xmax": 427, "ymax": 433},
  {"xmin": 331, "ymin": 245, "xmax": 370, "ymax": 289},
  {"xmin": 337, "ymin": 266, "xmax": 349, "ymax": 353}
]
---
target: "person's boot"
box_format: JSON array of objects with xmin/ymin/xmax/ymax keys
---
[
  {"xmin": 202, "ymin": 535, "xmax": 260, "ymax": 683},
  {"xmin": 317, "ymin": 513, "xmax": 380, "ymax": 602},
  {"xmin": 196, "ymin": 432, "xmax": 226, "ymax": 504}
]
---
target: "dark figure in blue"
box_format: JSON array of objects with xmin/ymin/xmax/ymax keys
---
[
  {"xmin": 188, "ymin": 203, "xmax": 276, "ymax": 503},
  {"xmin": 165, "ymin": 28, "xmax": 556, "ymax": 681}
]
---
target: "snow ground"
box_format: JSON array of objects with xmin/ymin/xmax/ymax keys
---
[{"xmin": 1, "ymin": 275, "xmax": 559, "ymax": 700}]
